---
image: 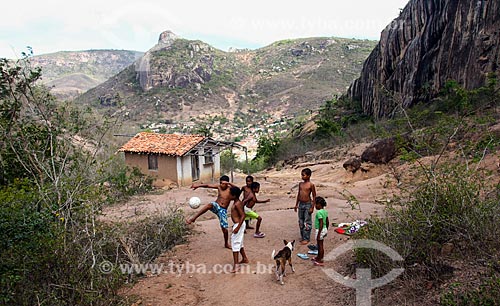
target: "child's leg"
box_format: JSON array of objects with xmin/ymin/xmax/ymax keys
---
[
  {"xmin": 239, "ymin": 247, "xmax": 249, "ymax": 264},
  {"xmin": 222, "ymin": 227, "xmax": 230, "ymax": 249},
  {"xmin": 245, "ymin": 219, "xmax": 254, "ymax": 229},
  {"xmin": 231, "ymin": 251, "xmax": 239, "ymax": 273},
  {"xmin": 303, "ymin": 204, "xmax": 312, "ymax": 242},
  {"xmin": 186, "ymin": 203, "xmax": 213, "ymax": 224},
  {"xmin": 255, "ymin": 216, "xmax": 262, "ymax": 234},
  {"xmin": 317, "ymin": 239, "xmax": 324, "ymax": 262},
  {"xmin": 298, "ymin": 205, "xmax": 305, "ymax": 240}
]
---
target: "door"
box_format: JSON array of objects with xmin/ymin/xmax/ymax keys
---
[{"xmin": 191, "ymin": 152, "xmax": 200, "ymax": 181}]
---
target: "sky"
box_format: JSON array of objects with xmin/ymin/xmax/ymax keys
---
[{"xmin": 1, "ymin": 0, "xmax": 409, "ymax": 58}]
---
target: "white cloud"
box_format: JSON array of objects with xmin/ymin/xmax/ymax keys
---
[{"xmin": 1, "ymin": 0, "xmax": 409, "ymax": 57}]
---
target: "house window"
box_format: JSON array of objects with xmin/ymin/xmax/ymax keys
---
[
  {"xmin": 148, "ymin": 154, "xmax": 158, "ymax": 170},
  {"xmin": 204, "ymin": 149, "xmax": 214, "ymax": 164}
]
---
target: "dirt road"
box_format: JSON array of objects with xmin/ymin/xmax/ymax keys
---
[{"xmin": 105, "ymin": 156, "xmax": 397, "ymax": 306}]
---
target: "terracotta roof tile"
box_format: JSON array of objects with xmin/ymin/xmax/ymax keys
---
[{"xmin": 118, "ymin": 132, "xmax": 205, "ymax": 156}]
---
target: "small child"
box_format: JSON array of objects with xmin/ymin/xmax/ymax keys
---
[
  {"xmin": 312, "ymin": 196, "xmax": 329, "ymax": 266},
  {"xmin": 294, "ymin": 168, "xmax": 316, "ymax": 245},
  {"xmin": 241, "ymin": 175, "xmax": 255, "ymax": 230},
  {"xmin": 242, "ymin": 182, "xmax": 270, "ymax": 238},
  {"xmin": 230, "ymin": 187, "xmax": 249, "ymax": 273}
]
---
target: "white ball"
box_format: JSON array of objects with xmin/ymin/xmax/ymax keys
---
[{"xmin": 188, "ymin": 196, "xmax": 201, "ymax": 209}]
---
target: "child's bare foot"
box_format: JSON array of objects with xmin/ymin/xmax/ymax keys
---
[
  {"xmin": 239, "ymin": 259, "xmax": 249, "ymax": 264},
  {"xmin": 253, "ymin": 232, "xmax": 266, "ymax": 238},
  {"xmin": 300, "ymin": 240, "xmax": 309, "ymax": 245},
  {"xmin": 230, "ymin": 265, "xmax": 240, "ymax": 273},
  {"xmin": 225, "ymin": 244, "xmax": 231, "ymax": 249},
  {"xmin": 185, "ymin": 218, "xmax": 194, "ymax": 225}
]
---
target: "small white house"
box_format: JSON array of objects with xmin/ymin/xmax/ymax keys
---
[{"xmin": 118, "ymin": 132, "xmax": 232, "ymax": 187}]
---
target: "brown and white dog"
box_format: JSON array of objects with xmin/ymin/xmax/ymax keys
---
[{"xmin": 271, "ymin": 240, "xmax": 295, "ymax": 285}]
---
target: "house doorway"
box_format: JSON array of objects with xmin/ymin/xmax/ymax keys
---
[{"xmin": 191, "ymin": 152, "xmax": 200, "ymax": 181}]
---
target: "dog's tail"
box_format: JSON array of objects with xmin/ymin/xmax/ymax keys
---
[{"xmin": 271, "ymin": 249, "xmax": 276, "ymax": 260}]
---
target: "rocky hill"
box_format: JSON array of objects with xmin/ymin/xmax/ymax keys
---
[
  {"xmin": 347, "ymin": 0, "xmax": 500, "ymax": 119},
  {"xmin": 31, "ymin": 50, "xmax": 143, "ymax": 100},
  {"xmin": 76, "ymin": 31, "xmax": 376, "ymax": 132}
]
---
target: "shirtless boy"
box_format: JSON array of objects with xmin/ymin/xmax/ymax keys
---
[
  {"xmin": 241, "ymin": 175, "xmax": 255, "ymax": 229},
  {"xmin": 186, "ymin": 175, "xmax": 237, "ymax": 249},
  {"xmin": 243, "ymin": 182, "xmax": 270, "ymax": 238},
  {"xmin": 293, "ymin": 168, "xmax": 317, "ymax": 245},
  {"xmin": 230, "ymin": 187, "xmax": 249, "ymax": 272}
]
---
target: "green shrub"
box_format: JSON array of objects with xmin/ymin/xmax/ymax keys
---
[
  {"xmin": 0, "ymin": 52, "xmax": 186, "ymax": 305},
  {"xmin": 114, "ymin": 208, "xmax": 189, "ymax": 265},
  {"xmin": 254, "ymin": 134, "xmax": 282, "ymax": 165},
  {"xmin": 355, "ymin": 163, "xmax": 500, "ymax": 278},
  {"xmin": 440, "ymin": 275, "xmax": 500, "ymax": 306}
]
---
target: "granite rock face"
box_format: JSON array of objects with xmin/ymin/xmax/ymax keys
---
[
  {"xmin": 136, "ymin": 30, "xmax": 214, "ymax": 91},
  {"xmin": 347, "ymin": 0, "xmax": 500, "ymax": 119}
]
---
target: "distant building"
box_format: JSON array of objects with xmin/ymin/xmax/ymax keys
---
[{"xmin": 118, "ymin": 132, "xmax": 234, "ymax": 187}]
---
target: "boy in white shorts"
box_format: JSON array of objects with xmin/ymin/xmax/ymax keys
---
[{"xmin": 230, "ymin": 187, "xmax": 249, "ymax": 272}]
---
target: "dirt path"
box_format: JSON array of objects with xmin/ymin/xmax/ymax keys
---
[{"xmin": 106, "ymin": 155, "xmax": 398, "ymax": 306}]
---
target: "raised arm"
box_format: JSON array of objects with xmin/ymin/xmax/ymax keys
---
[
  {"xmin": 191, "ymin": 183, "xmax": 219, "ymax": 190},
  {"xmin": 255, "ymin": 197, "xmax": 270, "ymax": 204},
  {"xmin": 226, "ymin": 181, "xmax": 240, "ymax": 189}
]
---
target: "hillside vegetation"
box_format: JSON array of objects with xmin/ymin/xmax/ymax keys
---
[
  {"xmin": 76, "ymin": 33, "xmax": 376, "ymax": 136},
  {"xmin": 30, "ymin": 49, "xmax": 143, "ymax": 100},
  {"xmin": 0, "ymin": 53, "xmax": 188, "ymax": 305}
]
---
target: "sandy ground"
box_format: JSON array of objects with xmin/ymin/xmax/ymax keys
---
[{"xmin": 101, "ymin": 146, "xmax": 409, "ymax": 306}]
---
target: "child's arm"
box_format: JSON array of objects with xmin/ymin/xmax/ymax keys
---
[
  {"xmin": 191, "ymin": 183, "xmax": 218, "ymax": 190},
  {"xmin": 309, "ymin": 183, "xmax": 317, "ymax": 214},
  {"xmin": 227, "ymin": 181, "xmax": 239, "ymax": 188},
  {"xmin": 255, "ymin": 196, "xmax": 270, "ymax": 204},
  {"xmin": 242, "ymin": 193, "xmax": 254, "ymax": 206},
  {"xmin": 317, "ymin": 218, "xmax": 323, "ymax": 241},
  {"xmin": 326, "ymin": 216, "xmax": 330, "ymax": 229},
  {"xmin": 294, "ymin": 183, "xmax": 300, "ymax": 212}
]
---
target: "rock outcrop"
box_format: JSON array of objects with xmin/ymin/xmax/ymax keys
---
[
  {"xmin": 361, "ymin": 138, "xmax": 396, "ymax": 164},
  {"xmin": 343, "ymin": 157, "xmax": 362, "ymax": 173},
  {"xmin": 347, "ymin": 0, "xmax": 500, "ymax": 119},
  {"xmin": 136, "ymin": 30, "xmax": 217, "ymax": 91}
]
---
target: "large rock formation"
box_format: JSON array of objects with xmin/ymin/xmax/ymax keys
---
[
  {"xmin": 136, "ymin": 30, "xmax": 214, "ymax": 91},
  {"xmin": 347, "ymin": 0, "xmax": 500, "ymax": 119}
]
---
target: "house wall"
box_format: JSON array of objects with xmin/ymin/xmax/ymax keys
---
[
  {"xmin": 124, "ymin": 152, "xmax": 178, "ymax": 187},
  {"xmin": 123, "ymin": 146, "xmax": 223, "ymax": 187},
  {"xmin": 199, "ymin": 147, "xmax": 221, "ymax": 183}
]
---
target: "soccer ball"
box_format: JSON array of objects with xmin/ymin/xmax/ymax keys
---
[{"xmin": 188, "ymin": 197, "xmax": 201, "ymax": 209}]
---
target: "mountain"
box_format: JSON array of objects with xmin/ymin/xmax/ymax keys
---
[
  {"xmin": 76, "ymin": 31, "xmax": 376, "ymax": 130},
  {"xmin": 31, "ymin": 50, "xmax": 143, "ymax": 100},
  {"xmin": 346, "ymin": 0, "xmax": 500, "ymax": 119}
]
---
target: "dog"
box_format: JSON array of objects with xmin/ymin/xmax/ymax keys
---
[{"xmin": 271, "ymin": 240, "xmax": 295, "ymax": 285}]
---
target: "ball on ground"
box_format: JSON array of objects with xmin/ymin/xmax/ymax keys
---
[{"xmin": 189, "ymin": 196, "xmax": 201, "ymax": 209}]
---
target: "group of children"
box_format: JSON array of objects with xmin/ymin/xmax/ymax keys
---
[{"xmin": 185, "ymin": 168, "xmax": 329, "ymax": 271}]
